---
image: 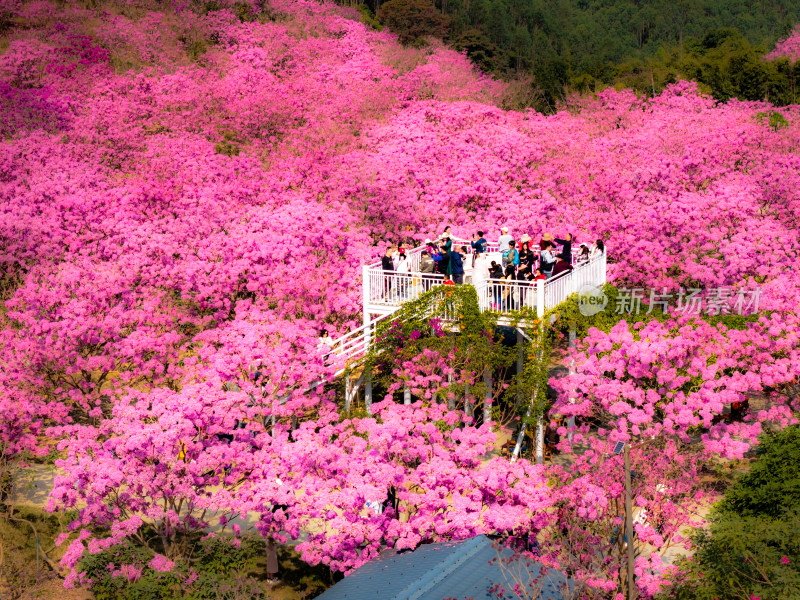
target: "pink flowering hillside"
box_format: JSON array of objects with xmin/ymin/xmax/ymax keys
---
[{"xmin": 2, "ymin": 0, "xmax": 800, "ymax": 597}]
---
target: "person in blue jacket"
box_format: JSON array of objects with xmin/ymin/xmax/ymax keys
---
[{"xmin": 450, "ymin": 246, "xmax": 466, "ymax": 284}]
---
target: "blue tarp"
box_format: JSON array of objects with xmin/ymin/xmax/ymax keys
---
[{"xmin": 315, "ymin": 535, "xmax": 571, "ymax": 600}]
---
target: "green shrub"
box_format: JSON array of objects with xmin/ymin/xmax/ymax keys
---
[
  {"xmin": 662, "ymin": 512, "xmax": 800, "ymax": 600},
  {"xmin": 719, "ymin": 425, "xmax": 800, "ymax": 519},
  {"xmin": 79, "ymin": 536, "xmax": 265, "ymax": 600},
  {"xmin": 660, "ymin": 426, "xmax": 800, "ymax": 600},
  {"xmin": 756, "ymin": 110, "xmax": 790, "ymax": 131},
  {"xmin": 79, "ymin": 543, "xmax": 183, "ymax": 600}
]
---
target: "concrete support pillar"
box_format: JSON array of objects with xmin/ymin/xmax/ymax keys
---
[
  {"xmin": 345, "ymin": 376, "xmax": 352, "ymax": 415},
  {"xmin": 535, "ymin": 420, "xmax": 544, "ymax": 464},
  {"xmin": 364, "ymin": 367, "xmax": 373, "ymax": 415},
  {"xmin": 483, "ymin": 366, "xmax": 492, "ymax": 427},
  {"xmin": 516, "ymin": 328, "xmax": 524, "ymax": 391},
  {"xmin": 404, "ymin": 383, "xmax": 411, "ymax": 405},
  {"xmin": 568, "ymin": 327, "xmax": 577, "ymax": 437},
  {"xmin": 447, "ymin": 371, "xmax": 454, "ymax": 410},
  {"xmin": 511, "ymin": 329, "xmax": 527, "ymax": 462}
]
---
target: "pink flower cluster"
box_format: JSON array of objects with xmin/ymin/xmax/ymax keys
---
[{"xmin": 766, "ymin": 26, "xmax": 800, "ymax": 62}]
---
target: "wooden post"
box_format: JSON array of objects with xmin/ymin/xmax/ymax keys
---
[
  {"xmin": 345, "ymin": 376, "xmax": 352, "ymax": 415},
  {"xmin": 404, "ymin": 383, "xmax": 411, "ymax": 405},
  {"xmin": 625, "ymin": 443, "xmax": 636, "ymax": 600}
]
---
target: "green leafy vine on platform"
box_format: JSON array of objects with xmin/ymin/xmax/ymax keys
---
[{"xmin": 363, "ymin": 285, "xmax": 555, "ymax": 427}]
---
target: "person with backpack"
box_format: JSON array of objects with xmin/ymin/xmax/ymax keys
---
[
  {"xmin": 540, "ymin": 241, "xmax": 557, "ymax": 279},
  {"xmin": 502, "ymin": 239, "xmax": 519, "ymax": 271},
  {"xmin": 471, "ymin": 230, "xmax": 487, "ymax": 252}
]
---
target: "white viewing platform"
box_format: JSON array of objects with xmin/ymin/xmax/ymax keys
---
[
  {"xmin": 327, "ymin": 239, "xmax": 606, "ymax": 383},
  {"xmin": 328, "ymin": 239, "xmax": 606, "ymax": 376},
  {"xmin": 361, "ymin": 239, "xmax": 607, "ymax": 324}
]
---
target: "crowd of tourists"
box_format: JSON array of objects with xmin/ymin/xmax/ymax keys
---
[
  {"xmin": 381, "ymin": 225, "xmax": 605, "ymax": 285},
  {"xmin": 320, "ymin": 227, "xmax": 605, "ymax": 350}
]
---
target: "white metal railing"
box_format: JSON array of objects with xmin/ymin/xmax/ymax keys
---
[
  {"xmin": 364, "ymin": 270, "xmax": 445, "ymax": 306},
  {"xmin": 475, "ymin": 278, "xmax": 545, "ymax": 314},
  {"xmin": 366, "ymin": 252, "xmax": 606, "ymax": 314},
  {"xmin": 325, "ymin": 287, "xmax": 463, "ymax": 374}
]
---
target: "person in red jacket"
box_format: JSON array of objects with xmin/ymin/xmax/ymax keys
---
[{"xmin": 551, "ymin": 258, "xmax": 573, "ymax": 277}]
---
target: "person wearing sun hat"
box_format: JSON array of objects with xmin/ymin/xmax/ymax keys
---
[{"xmin": 498, "ymin": 226, "xmax": 513, "ymax": 252}]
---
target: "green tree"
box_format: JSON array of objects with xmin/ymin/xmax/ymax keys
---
[{"xmin": 378, "ymin": 0, "xmax": 451, "ymax": 46}]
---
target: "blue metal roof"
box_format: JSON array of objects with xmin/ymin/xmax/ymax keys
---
[{"xmin": 315, "ymin": 535, "xmax": 571, "ymax": 600}]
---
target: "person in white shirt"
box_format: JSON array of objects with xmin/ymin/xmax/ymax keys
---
[
  {"xmin": 498, "ymin": 226, "xmax": 513, "ymax": 252},
  {"xmin": 540, "ymin": 242, "xmax": 557, "ymax": 279},
  {"xmin": 590, "ymin": 239, "xmax": 605, "ymax": 260},
  {"xmin": 395, "ymin": 253, "xmax": 409, "ymax": 273},
  {"xmin": 471, "ymin": 253, "xmax": 489, "ymax": 288},
  {"xmin": 318, "ymin": 329, "xmax": 337, "ymax": 358},
  {"xmin": 395, "ymin": 253, "xmax": 410, "ymax": 298}
]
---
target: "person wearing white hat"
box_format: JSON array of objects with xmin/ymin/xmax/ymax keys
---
[{"xmin": 498, "ymin": 226, "xmax": 513, "ymax": 252}]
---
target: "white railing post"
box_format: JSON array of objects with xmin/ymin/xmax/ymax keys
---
[
  {"xmin": 362, "ymin": 264, "xmax": 370, "ymax": 317},
  {"xmin": 601, "ymin": 252, "xmax": 607, "ymax": 285},
  {"xmin": 536, "ymin": 279, "xmax": 545, "ymax": 317}
]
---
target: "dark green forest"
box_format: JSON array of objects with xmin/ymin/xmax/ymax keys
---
[{"xmin": 357, "ymin": 0, "xmax": 800, "ymax": 111}]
